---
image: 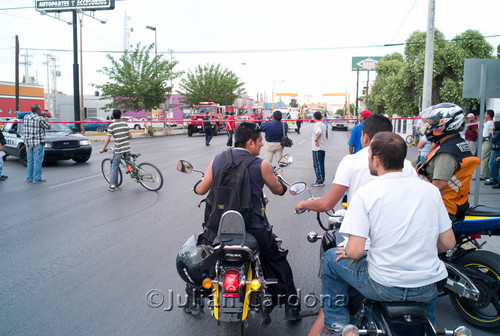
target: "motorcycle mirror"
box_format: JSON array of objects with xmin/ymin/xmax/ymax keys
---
[
  {"xmin": 289, "ymin": 182, "xmax": 306, "ymax": 195},
  {"xmin": 307, "ymin": 231, "xmax": 321, "ymax": 243},
  {"xmin": 177, "ymin": 160, "xmax": 193, "ymax": 174},
  {"xmin": 277, "ymin": 154, "xmax": 293, "ymax": 168}
]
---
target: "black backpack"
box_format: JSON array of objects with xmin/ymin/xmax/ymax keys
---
[{"xmin": 200, "ymin": 150, "xmax": 259, "ymax": 244}]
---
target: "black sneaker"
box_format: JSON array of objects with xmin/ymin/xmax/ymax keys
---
[
  {"xmin": 485, "ymin": 179, "xmax": 499, "ymax": 186},
  {"xmin": 183, "ymin": 297, "xmax": 203, "ymax": 315},
  {"xmin": 0, "ymin": 175, "xmax": 7, "ymax": 181},
  {"xmin": 492, "ymin": 184, "xmax": 500, "ymax": 189}
]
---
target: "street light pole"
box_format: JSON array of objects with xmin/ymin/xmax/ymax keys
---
[
  {"xmin": 146, "ymin": 26, "xmax": 159, "ymax": 127},
  {"xmin": 146, "ymin": 26, "xmax": 157, "ymax": 57}
]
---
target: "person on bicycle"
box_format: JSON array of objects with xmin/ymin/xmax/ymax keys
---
[
  {"xmin": 318, "ymin": 132, "xmax": 455, "ymax": 335},
  {"xmin": 189, "ymin": 122, "xmax": 301, "ymax": 320},
  {"xmin": 416, "ymin": 103, "xmax": 480, "ymax": 222},
  {"xmin": 100, "ymin": 109, "xmax": 132, "ymax": 191}
]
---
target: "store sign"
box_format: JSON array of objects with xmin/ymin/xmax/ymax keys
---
[
  {"xmin": 352, "ymin": 56, "xmax": 382, "ymax": 71},
  {"xmin": 35, "ymin": 0, "xmax": 115, "ymax": 12}
]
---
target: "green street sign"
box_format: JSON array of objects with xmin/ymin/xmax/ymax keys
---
[{"xmin": 352, "ymin": 56, "xmax": 383, "ymax": 71}]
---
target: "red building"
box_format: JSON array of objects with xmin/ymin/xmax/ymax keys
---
[{"xmin": 0, "ymin": 81, "xmax": 45, "ymax": 117}]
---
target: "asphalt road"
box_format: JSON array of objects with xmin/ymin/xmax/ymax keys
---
[{"xmin": 0, "ymin": 123, "xmax": 498, "ymax": 336}]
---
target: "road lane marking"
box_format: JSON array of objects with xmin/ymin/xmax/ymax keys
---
[
  {"xmin": 299, "ymin": 140, "xmax": 305, "ymax": 145},
  {"xmin": 49, "ymin": 174, "xmax": 102, "ymax": 189}
]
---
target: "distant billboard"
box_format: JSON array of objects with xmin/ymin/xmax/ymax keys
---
[
  {"xmin": 352, "ymin": 57, "xmax": 383, "ymax": 71},
  {"xmin": 35, "ymin": 0, "xmax": 115, "ymax": 13}
]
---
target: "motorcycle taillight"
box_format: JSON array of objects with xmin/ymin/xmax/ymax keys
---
[
  {"xmin": 470, "ymin": 233, "xmax": 481, "ymax": 239},
  {"xmin": 223, "ymin": 270, "xmax": 240, "ymax": 293}
]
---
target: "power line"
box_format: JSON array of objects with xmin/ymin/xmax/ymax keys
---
[
  {"xmin": 391, "ymin": 0, "xmax": 419, "ymax": 43},
  {"xmin": 19, "ymin": 34, "xmax": 500, "ymax": 55},
  {"xmin": 0, "ymin": 6, "xmax": 34, "ymax": 11}
]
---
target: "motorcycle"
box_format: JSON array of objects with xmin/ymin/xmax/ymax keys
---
[
  {"xmin": 176, "ymin": 154, "xmax": 300, "ymax": 336},
  {"xmin": 290, "ymin": 183, "xmax": 473, "ymax": 336},
  {"xmin": 439, "ymin": 205, "xmax": 500, "ymax": 329}
]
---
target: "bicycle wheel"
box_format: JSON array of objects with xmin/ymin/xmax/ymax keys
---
[
  {"xmin": 137, "ymin": 162, "xmax": 163, "ymax": 191},
  {"xmin": 405, "ymin": 134, "xmax": 414, "ymax": 145},
  {"xmin": 101, "ymin": 158, "xmax": 123, "ymax": 186}
]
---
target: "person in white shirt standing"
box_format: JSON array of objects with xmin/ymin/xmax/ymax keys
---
[
  {"xmin": 317, "ymin": 132, "xmax": 455, "ymax": 336},
  {"xmin": 312, "ymin": 111, "xmax": 327, "ymax": 187},
  {"xmin": 480, "ymin": 110, "xmax": 495, "ymax": 180}
]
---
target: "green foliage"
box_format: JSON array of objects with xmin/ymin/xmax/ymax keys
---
[
  {"xmin": 177, "ymin": 63, "xmax": 245, "ymax": 106},
  {"xmin": 290, "ymin": 98, "xmax": 299, "ymax": 108},
  {"xmin": 93, "ymin": 43, "xmax": 182, "ymax": 118},
  {"xmin": 146, "ymin": 125, "xmax": 155, "ymax": 136},
  {"xmin": 366, "ymin": 30, "xmax": 493, "ymax": 117}
]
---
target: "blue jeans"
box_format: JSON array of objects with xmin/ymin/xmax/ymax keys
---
[
  {"xmin": 321, "ymin": 248, "xmax": 438, "ymax": 329},
  {"xmin": 488, "ymin": 149, "xmax": 500, "ymax": 181},
  {"xmin": 312, "ymin": 150, "xmax": 325, "ymax": 184},
  {"xmin": 226, "ymin": 130, "xmax": 233, "ymax": 147},
  {"xmin": 26, "ymin": 144, "xmax": 45, "ymax": 182},
  {"xmin": 110, "ymin": 152, "xmax": 129, "ymax": 187}
]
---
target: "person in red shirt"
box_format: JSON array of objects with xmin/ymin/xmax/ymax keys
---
[
  {"xmin": 225, "ymin": 112, "xmax": 235, "ymax": 148},
  {"xmin": 464, "ymin": 113, "xmax": 478, "ymax": 156}
]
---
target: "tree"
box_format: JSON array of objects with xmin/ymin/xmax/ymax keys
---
[
  {"xmin": 93, "ymin": 43, "xmax": 182, "ymax": 118},
  {"xmin": 177, "ymin": 63, "xmax": 245, "ymax": 106},
  {"xmin": 290, "ymin": 98, "xmax": 299, "ymax": 108},
  {"xmin": 366, "ymin": 30, "xmax": 493, "ymax": 117}
]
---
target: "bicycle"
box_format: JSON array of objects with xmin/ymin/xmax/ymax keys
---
[{"xmin": 101, "ymin": 147, "xmax": 164, "ymax": 191}]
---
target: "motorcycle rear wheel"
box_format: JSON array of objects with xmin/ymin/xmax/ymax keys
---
[
  {"xmin": 449, "ymin": 250, "xmax": 500, "ymax": 328},
  {"xmin": 220, "ymin": 321, "xmax": 243, "ymax": 336}
]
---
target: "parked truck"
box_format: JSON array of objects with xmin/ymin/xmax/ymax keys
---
[{"xmin": 186, "ymin": 102, "xmax": 225, "ymax": 136}]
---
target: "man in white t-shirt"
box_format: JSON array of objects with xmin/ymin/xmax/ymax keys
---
[
  {"xmin": 480, "ymin": 110, "xmax": 495, "ymax": 180},
  {"xmin": 318, "ymin": 132, "xmax": 455, "ymax": 336},
  {"xmin": 296, "ymin": 114, "xmax": 416, "ymax": 214},
  {"xmin": 312, "ymin": 111, "xmax": 327, "ymax": 187}
]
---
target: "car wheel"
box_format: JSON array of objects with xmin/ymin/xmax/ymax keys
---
[
  {"xmin": 19, "ymin": 146, "xmax": 27, "ymax": 166},
  {"xmin": 187, "ymin": 126, "xmax": 193, "ymax": 137},
  {"xmin": 73, "ymin": 156, "xmax": 91, "ymax": 163},
  {"xmin": 134, "ymin": 124, "xmax": 141, "ymax": 130},
  {"xmin": 96, "ymin": 126, "xmax": 105, "ymax": 133}
]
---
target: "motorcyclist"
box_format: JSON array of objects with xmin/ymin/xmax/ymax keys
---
[
  {"xmin": 416, "ymin": 103, "xmax": 480, "ymax": 222},
  {"xmin": 188, "ymin": 122, "xmax": 301, "ymax": 320}
]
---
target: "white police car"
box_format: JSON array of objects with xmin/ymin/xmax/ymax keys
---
[{"xmin": 1, "ymin": 113, "xmax": 92, "ymax": 166}]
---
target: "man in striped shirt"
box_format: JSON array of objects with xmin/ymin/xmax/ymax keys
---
[{"xmin": 100, "ymin": 109, "xmax": 132, "ymax": 191}]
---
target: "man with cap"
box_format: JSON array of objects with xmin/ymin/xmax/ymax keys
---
[{"xmin": 348, "ymin": 110, "xmax": 371, "ymax": 154}]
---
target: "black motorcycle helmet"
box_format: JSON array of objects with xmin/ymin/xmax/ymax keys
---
[
  {"xmin": 419, "ymin": 103, "xmax": 465, "ymax": 143},
  {"xmin": 176, "ymin": 235, "xmax": 215, "ymax": 286}
]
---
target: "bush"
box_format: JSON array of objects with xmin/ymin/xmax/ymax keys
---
[{"xmin": 146, "ymin": 125, "xmax": 155, "ymax": 136}]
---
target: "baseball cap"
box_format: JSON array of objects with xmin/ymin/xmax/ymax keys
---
[{"xmin": 360, "ymin": 110, "xmax": 372, "ymax": 118}]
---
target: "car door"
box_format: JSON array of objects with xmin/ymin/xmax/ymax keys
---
[{"xmin": 2, "ymin": 121, "xmax": 23, "ymax": 156}]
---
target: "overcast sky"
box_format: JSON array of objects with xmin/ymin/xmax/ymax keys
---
[{"xmin": 1, "ymin": 0, "xmax": 499, "ymax": 107}]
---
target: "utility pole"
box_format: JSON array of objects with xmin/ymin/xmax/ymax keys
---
[
  {"xmin": 15, "ymin": 35, "xmax": 19, "ymax": 112},
  {"xmin": 422, "ymin": 0, "xmax": 436, "ymax": 110},
  {"xmin": 73, "ymin": 10, "xmax": 82, "ymax": 132}
]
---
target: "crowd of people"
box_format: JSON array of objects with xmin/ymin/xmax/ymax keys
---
[{"xmin": 176, "ymin": 103, "xmax": 497, "ymax": 336}]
